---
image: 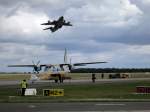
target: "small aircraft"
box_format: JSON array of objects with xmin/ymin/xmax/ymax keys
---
[
  {"xmin": 41, "ymin": 16, "xmax": 72, "ymax": 32},
  {"xmin": 8, "ymin": 49, "xmax": 107, "ymax": 83}
]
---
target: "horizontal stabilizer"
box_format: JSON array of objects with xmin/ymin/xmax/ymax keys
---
[{"xmin": 63, "ymin": 22, "xmax": 72, "ymax": 26}]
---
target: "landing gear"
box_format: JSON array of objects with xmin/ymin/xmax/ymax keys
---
[
  {"xmin": 55, "ymin": 79, "xmax": 58, "ymax": 83},
  {"xmin": 51, "ymin": 74, "xmax": 64, "ymax": 83}
]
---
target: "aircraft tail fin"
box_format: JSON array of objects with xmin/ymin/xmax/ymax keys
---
[{"xmin": 64, "ymin": 48, "xmax": 67, "ymax": 64}]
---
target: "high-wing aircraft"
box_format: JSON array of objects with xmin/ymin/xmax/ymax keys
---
[
  {"xmin": 8, "ymin": 61, "xmax": 44, "ymax": 74},
  {"xmin": 41, "ymin": 16, "xmax": 72, "ymax": 32},
  {"xmin": 8, "ymin": 49, "xmax": 107, "ymax": 83}
]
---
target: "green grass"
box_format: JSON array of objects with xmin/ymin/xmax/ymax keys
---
[
  {"xmin": 0, "ymin": 80, "xmax": 150, "ymax": 102},
  {"xmin": 54, "ymin": 81, "xmax": 150, "ymax": 99},
  {"xmin": 1, "ymin": 73, "xmax": 150, "ymax": 102},
  {"xmin": 0, "ymin": 74, "xmax": 30, "ymax": 80}
]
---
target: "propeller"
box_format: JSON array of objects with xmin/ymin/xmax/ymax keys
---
[
  {"xmin": 32, "ymin": 60, "xmax": 41, "ymax": 73},
  {"xmin": 69, "ymin": 58, "xmax": 74, "ymax": 70}
]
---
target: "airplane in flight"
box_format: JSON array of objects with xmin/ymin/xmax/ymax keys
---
[
  {"xmin": 8, "ymin": 49, "xmax": 107, "ymax": 83},
  {"xmin": 41, "ymin": 16, "xmax": 72, "ymax": 32}
]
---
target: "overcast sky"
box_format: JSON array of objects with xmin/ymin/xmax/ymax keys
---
[{"xmin": 0, "ymin": 0, "xmax": 150, "ymax": 72}]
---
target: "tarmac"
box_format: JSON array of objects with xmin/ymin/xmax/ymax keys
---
[
  {"xmin": 1, "ymin": 102, "xmax": 150, "ymax": 112},
  {"xmin": 1, "ymin": 78, "xmax": 150, "ymax": 86}
]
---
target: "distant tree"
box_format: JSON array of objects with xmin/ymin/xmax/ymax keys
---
[{"xmin": 71, "ymin": 68, "xmax": 150, "ymax": 73}]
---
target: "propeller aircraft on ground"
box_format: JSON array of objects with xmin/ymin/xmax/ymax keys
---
[{"xmin": 8, "ymin": 49, "xmax": 107, "ymax": 83}]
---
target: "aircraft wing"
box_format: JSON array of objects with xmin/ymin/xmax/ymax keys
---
[
  {"xmin": 8, "ymin": 65, "xmax": 35, "ymax": 67},
  {"xmin": 43, "ymin": 27, "xmax": 51, "ymax": 30},
  {"xmin": 8, "ymin": 64, "xmax": 70, "ymax": 67},
  {"xmin": 43, "ymin": 27, "xmax": 58, "ymax": 32},
  {"xmin": 41, "ymin": 21, "xmax": 57, "ymax": 25},
  {"xmin": 73, "ymin": 62, "xmax": 107, "ymax": 66},
  {"xmin": 54, "ymin": 62, "xmax": 107, "ymax": 67},
  {"xmin": 8, "ymin": 64, "xmax": 50, "ymax": 67},
  {"xmin": 41, "ymin": 23, "xmax": 51, "ymax": 25}
]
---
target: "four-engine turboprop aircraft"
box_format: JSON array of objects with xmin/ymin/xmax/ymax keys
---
[
  {"xmin": 41, "ymin": 16, "xmax": 72, "ymax": 32},
  {"xmin": 8, "ymin": 49, "xmax": 107, "ymax": 83}
]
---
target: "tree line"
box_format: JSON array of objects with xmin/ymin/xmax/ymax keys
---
[{"xmin": 71, "ymin": 68, "xmax": 150, "ymax": 73}]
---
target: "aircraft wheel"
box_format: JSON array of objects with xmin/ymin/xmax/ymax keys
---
[{"xmin": 55, "ymin": 79, "xmax": 58, "ymax": 83}]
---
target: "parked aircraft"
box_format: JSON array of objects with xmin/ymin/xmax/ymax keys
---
[
  {"xmin": 8, "ymin": 49, "xmax": 107, "ymax": 83},
  {"xmin": 41, "ymin": 16, "xmax": 72, "ymax": 32}
]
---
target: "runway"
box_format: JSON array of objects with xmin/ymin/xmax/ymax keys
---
[
  {"xmin": 0, "ymin": 102, "xmax": 150, "ymax": 112},
  {"xmin": 1, "ymin": 78, "xmax": 150, "ymax": 86}
]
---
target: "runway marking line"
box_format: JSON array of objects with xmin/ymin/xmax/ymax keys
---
[
  {"xmin": 28, "ymin": 105, "xmax": 36, "ymax": 108},
  {"xmin": 95, "ymin": 103, "xmax": 125, "ymax": 106}
]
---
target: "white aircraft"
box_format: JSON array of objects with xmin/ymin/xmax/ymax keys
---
[{"xmin": 8, "ymin": 49, "xmax": 107, "ymax": 83}]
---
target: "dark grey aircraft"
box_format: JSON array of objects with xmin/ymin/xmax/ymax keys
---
[{"xmin": 41, "ymin": 16, "xmax": 72, "ymax": 32}]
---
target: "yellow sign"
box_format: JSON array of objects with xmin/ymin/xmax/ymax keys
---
[{"xmin": 43, "ymin": 89, "xmax": 64, "ymax": 96}]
